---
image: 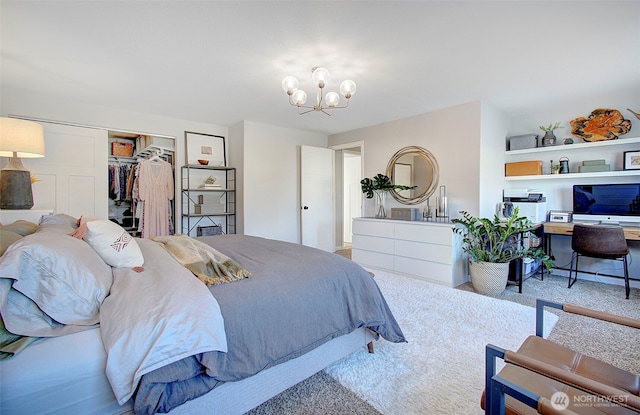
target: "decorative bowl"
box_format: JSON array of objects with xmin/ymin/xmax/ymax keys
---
[{"xmin": 197, "ymin": 159, "xmax": 209, "ymax": 165}]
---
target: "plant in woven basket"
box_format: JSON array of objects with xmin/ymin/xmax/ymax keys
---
[{"xmin": 452, "ymin": 207, "xmax": 552, "ymax": 296}]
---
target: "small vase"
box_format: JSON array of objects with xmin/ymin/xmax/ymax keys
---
[
  {"xmin": 373, "ymin": 190, "xmax": 387, "ymax": 219},
  {"xmin": 542, "ymin": 131, "xmax": 556, "ymax": 147}
]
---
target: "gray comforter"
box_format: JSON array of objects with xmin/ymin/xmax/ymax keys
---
[{"xmin": 134, "ymin": 235, "xmax": 406, "ymax": 414}]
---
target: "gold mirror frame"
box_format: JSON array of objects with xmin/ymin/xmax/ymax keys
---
[{"xmin": 385, "ymin": 146, "xmax": 440, "ymax": 205}]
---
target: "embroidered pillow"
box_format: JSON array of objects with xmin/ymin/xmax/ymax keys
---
[{"xmin": 84, "ymin": 220, "xmax": 144, "ymax": 268}]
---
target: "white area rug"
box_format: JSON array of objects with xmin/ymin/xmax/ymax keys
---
[{"xmin": 324, "ymin": 270, "xmax": 558, "ymax": 415}]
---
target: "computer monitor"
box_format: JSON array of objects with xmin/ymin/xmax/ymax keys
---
[{"xmin": 572, "ymin": 183, "xmax": 640, "ymax": 225}]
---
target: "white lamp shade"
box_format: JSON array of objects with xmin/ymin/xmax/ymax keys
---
[
  {"xmin": 325, "ymin": 92, "xmax": 340, "ymax": 108},
  {"xmin": 291, "ymin": 90, "xmax": 307, "ymax": 106},
  {"xmin": 281, "ymin": 76, "xmax": 299, "ymax": 95},
  {"xmin": 340, "ymin": 80, "xmax": 357, "ymax": 98},
  {"xmin": 0, "ymin": 118, "xmax": 45, "ymax": 158}
]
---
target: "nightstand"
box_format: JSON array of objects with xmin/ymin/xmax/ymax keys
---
[{"xmin": 0, "ymin": 209, "xmax": 53, "ymax": 225}]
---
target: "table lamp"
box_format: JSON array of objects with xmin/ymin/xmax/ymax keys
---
[{"xmin": 0, "ymin": 118, "xmax": 45, "ymax": 209}]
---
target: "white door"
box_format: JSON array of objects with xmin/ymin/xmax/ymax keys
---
[
  {"xmin": 301, "ymin": 145, "xmax": 334, "ymax": 251},
  {"xmin": 26, "ymin": 122, "xmax": 108, "ymax": 219}
]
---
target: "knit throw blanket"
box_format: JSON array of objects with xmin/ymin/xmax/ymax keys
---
[{"xmin": 151, "ymin": 235, "xmax": 251, "ymax": 286}]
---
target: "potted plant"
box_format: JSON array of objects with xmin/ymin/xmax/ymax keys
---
[
  {"xmin": 452, "ymin": 207, "xmax": 551, "ymax": 296},
  {"xmin": 539, "ymin": 122, "xmax": 564, "ymax": 147},
  {"xmin": 360, "ymin": 173, "xmax": 415, "ymax": 218}
]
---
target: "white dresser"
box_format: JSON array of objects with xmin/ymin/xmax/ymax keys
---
[
  {"xmin": 352, "ymin": 217, "xmax": 467, "ymax": 287},
  {"xmin": 0, "ymin": 209, "xmax": 53, "ymax": 225}
]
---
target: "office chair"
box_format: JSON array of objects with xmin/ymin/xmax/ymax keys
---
[{"xmin": 569, "ymin": 223, "xmax": 630, "ymax": 299}]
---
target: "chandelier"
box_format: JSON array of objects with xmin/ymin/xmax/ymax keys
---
[{"xmin": 282, "ymin": 67, "xmax": 356, "ymax": 115}]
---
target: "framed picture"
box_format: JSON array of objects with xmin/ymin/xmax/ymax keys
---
[
  {"xmin": 185, "ymin": 131, "xmax": 226, "ymax": 166},
  {"xmin": 623, "ymin": 150, "xmax": 640, "ymax": 170}
]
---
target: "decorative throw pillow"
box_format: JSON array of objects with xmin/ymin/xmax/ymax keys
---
[
  {"xmin": 0, "ymin": 230, "xmax": 22, "ymax": 256},
  {"xmin": 84, "ymin": 220, "xmax": 144, "ymax": 268},
  {"xmin": 0, "ymin": 220, "xmax": 38, "ymax": 237},
  {"xmin": 37, "ymin": 213, "xmax": 79, "ymax": 235}
]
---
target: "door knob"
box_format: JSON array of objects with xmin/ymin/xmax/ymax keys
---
[{"xmin": 303, "ymin": 206, "xmax": 309, "ymax": 210}]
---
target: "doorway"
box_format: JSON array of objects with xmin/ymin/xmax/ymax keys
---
[{"xmin": 330, "ymin": 141, "xmax": 363, "ymax": 250}]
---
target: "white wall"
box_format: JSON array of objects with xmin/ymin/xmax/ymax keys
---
[
  {"xmin": 229, "ymin": 121, "xmax": 327, "ymax": 243},
  {"xmin": 480, "ymin": 101, "xmax": 510, "ymax": 218},
  {"xmin": 328, "ymin": 101, "xmax": 484, "ymax": 219},
  {"xmin": 228, "ymin": 122, "xmax": 245, "ymax": 235}
]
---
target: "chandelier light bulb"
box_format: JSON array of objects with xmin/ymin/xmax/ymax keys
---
[
  {"xmin": 340, "ymin": 80, "xmax": 357, "ymax": 99},
  {"xmin": 281, "ymin": 76, "xmax": 299, "ymax": 95},
  {"xmin": 311, "ymin": 67, "xmax": 330, "ymax": 88},
  {"xmin": 291, "ymin": 90, "xmax": 307, "ymax": 106},
  {"xmin": 325, "ymin": 92, "xmax": 340, "ymax": 108}
]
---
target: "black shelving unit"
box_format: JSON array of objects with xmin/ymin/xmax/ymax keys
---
[{"xmin": 181, "ymin": 165, "xmax": 236, "ymax": 236}]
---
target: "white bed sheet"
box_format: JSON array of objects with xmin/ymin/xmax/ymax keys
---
[
  {"xmin": 0, "ymin": 328, "xmax": 133, "ymax": 415},
  {"xmin": 0, "ymin": 327, "xmax": 375, "ymax": 415}
]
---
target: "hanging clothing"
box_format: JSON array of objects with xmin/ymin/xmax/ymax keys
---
[
  {"xmin": 108, "ymin": 163, "xmax": 133, "ymax": 202},
  {"xmin": 138, "ymin": 159, "xmax": 174, "ymax": 238}
]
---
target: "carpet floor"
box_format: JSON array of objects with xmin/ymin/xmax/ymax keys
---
[{"xmin": 247, "ymin": 252, "xmax": 639, "ymax": 415}]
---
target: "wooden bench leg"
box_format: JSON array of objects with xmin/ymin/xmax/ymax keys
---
[{"xmin": 367, "ymin": 341, "xmax": 374, "ymax": 353}]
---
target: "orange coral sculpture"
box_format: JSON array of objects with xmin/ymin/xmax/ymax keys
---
[{"xmin": 570, "ymin": 108, "xmax": 631, "ymax": 142}]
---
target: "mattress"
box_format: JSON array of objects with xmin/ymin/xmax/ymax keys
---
[{"xmin": 0, "ymin": 327, "xmax": 133, "ymax": 414}]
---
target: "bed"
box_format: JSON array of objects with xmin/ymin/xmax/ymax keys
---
[{"xmin": 0, "ymin": 214, "xmax": 405, "ymax": 414}]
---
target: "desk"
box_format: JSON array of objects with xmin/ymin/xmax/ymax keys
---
[
  {"xmin": 543, "ymin": 222, "xmax": 640, "ymax": 241},
  {"xmin": 542, "ymin": 222, "xmax": 639, "ymax": 282}
]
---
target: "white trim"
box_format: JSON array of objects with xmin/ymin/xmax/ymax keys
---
[{"xmin": 8, "ymin": 114, "xmax": 176, "ymax": 140}]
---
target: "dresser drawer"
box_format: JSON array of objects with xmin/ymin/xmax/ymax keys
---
[
  {"xmin": 352, "ymin": 234, "xmax": 394, "ymax": 254},
  {"xmin": 394, "ymin": 222, "xmax": 452, "ymax": 245},
  {"xmin": 352, "ymin": 248, "xmax": 394, "ymax": 271},
  {"xmin": 352, "ymin": 219, "xmax": 394, "ymax": 238},
  {"xmin": 395, "ymin": 256, "xmax": 453, "ymax": 286},
  {"xmin": 394, "ymin": 239, "xmax": 452, "ymax": 264}
]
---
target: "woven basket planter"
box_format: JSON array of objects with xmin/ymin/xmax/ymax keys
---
[{"xmin": 469, "ymin": 260, "xmax": 510, "ymax": 297}]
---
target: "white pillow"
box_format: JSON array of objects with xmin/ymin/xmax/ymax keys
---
[{"xmin": 84, "ymin": 220, "xmax": 144, "ymax": 268}]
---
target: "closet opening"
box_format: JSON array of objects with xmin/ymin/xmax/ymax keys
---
[{"xmin": 108, "ymin": 131, "xmax": 176, "ymax": 237}]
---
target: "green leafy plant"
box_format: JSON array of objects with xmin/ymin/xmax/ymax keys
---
[
  {"xmin": 360, "ymin": 173, "xmax": 415, "ymax": 198},
  {"xmin": 539, "ymin": 122, "xmax": 563, "ymax": 132},
  {"xmin": 451, "ymin": 207, "xmax": 552, "ymax": 270}
]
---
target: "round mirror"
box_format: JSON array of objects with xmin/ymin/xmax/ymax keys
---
[{"xmin": 385, "ymin": 146, "xmax": 439, "ymax": 205}]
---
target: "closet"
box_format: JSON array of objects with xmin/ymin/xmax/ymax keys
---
[
  {"xmin": 9, "ymin": 117, "xmax": 176, "ymax": 236},
  {"xmin": 108, "ymin": 131, "xmax": 175, "ymax": 237}
]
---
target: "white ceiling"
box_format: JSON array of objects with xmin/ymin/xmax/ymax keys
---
[{"xmin": 1, "ymin": 1, "xmax": 639, "ymax": 136}]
